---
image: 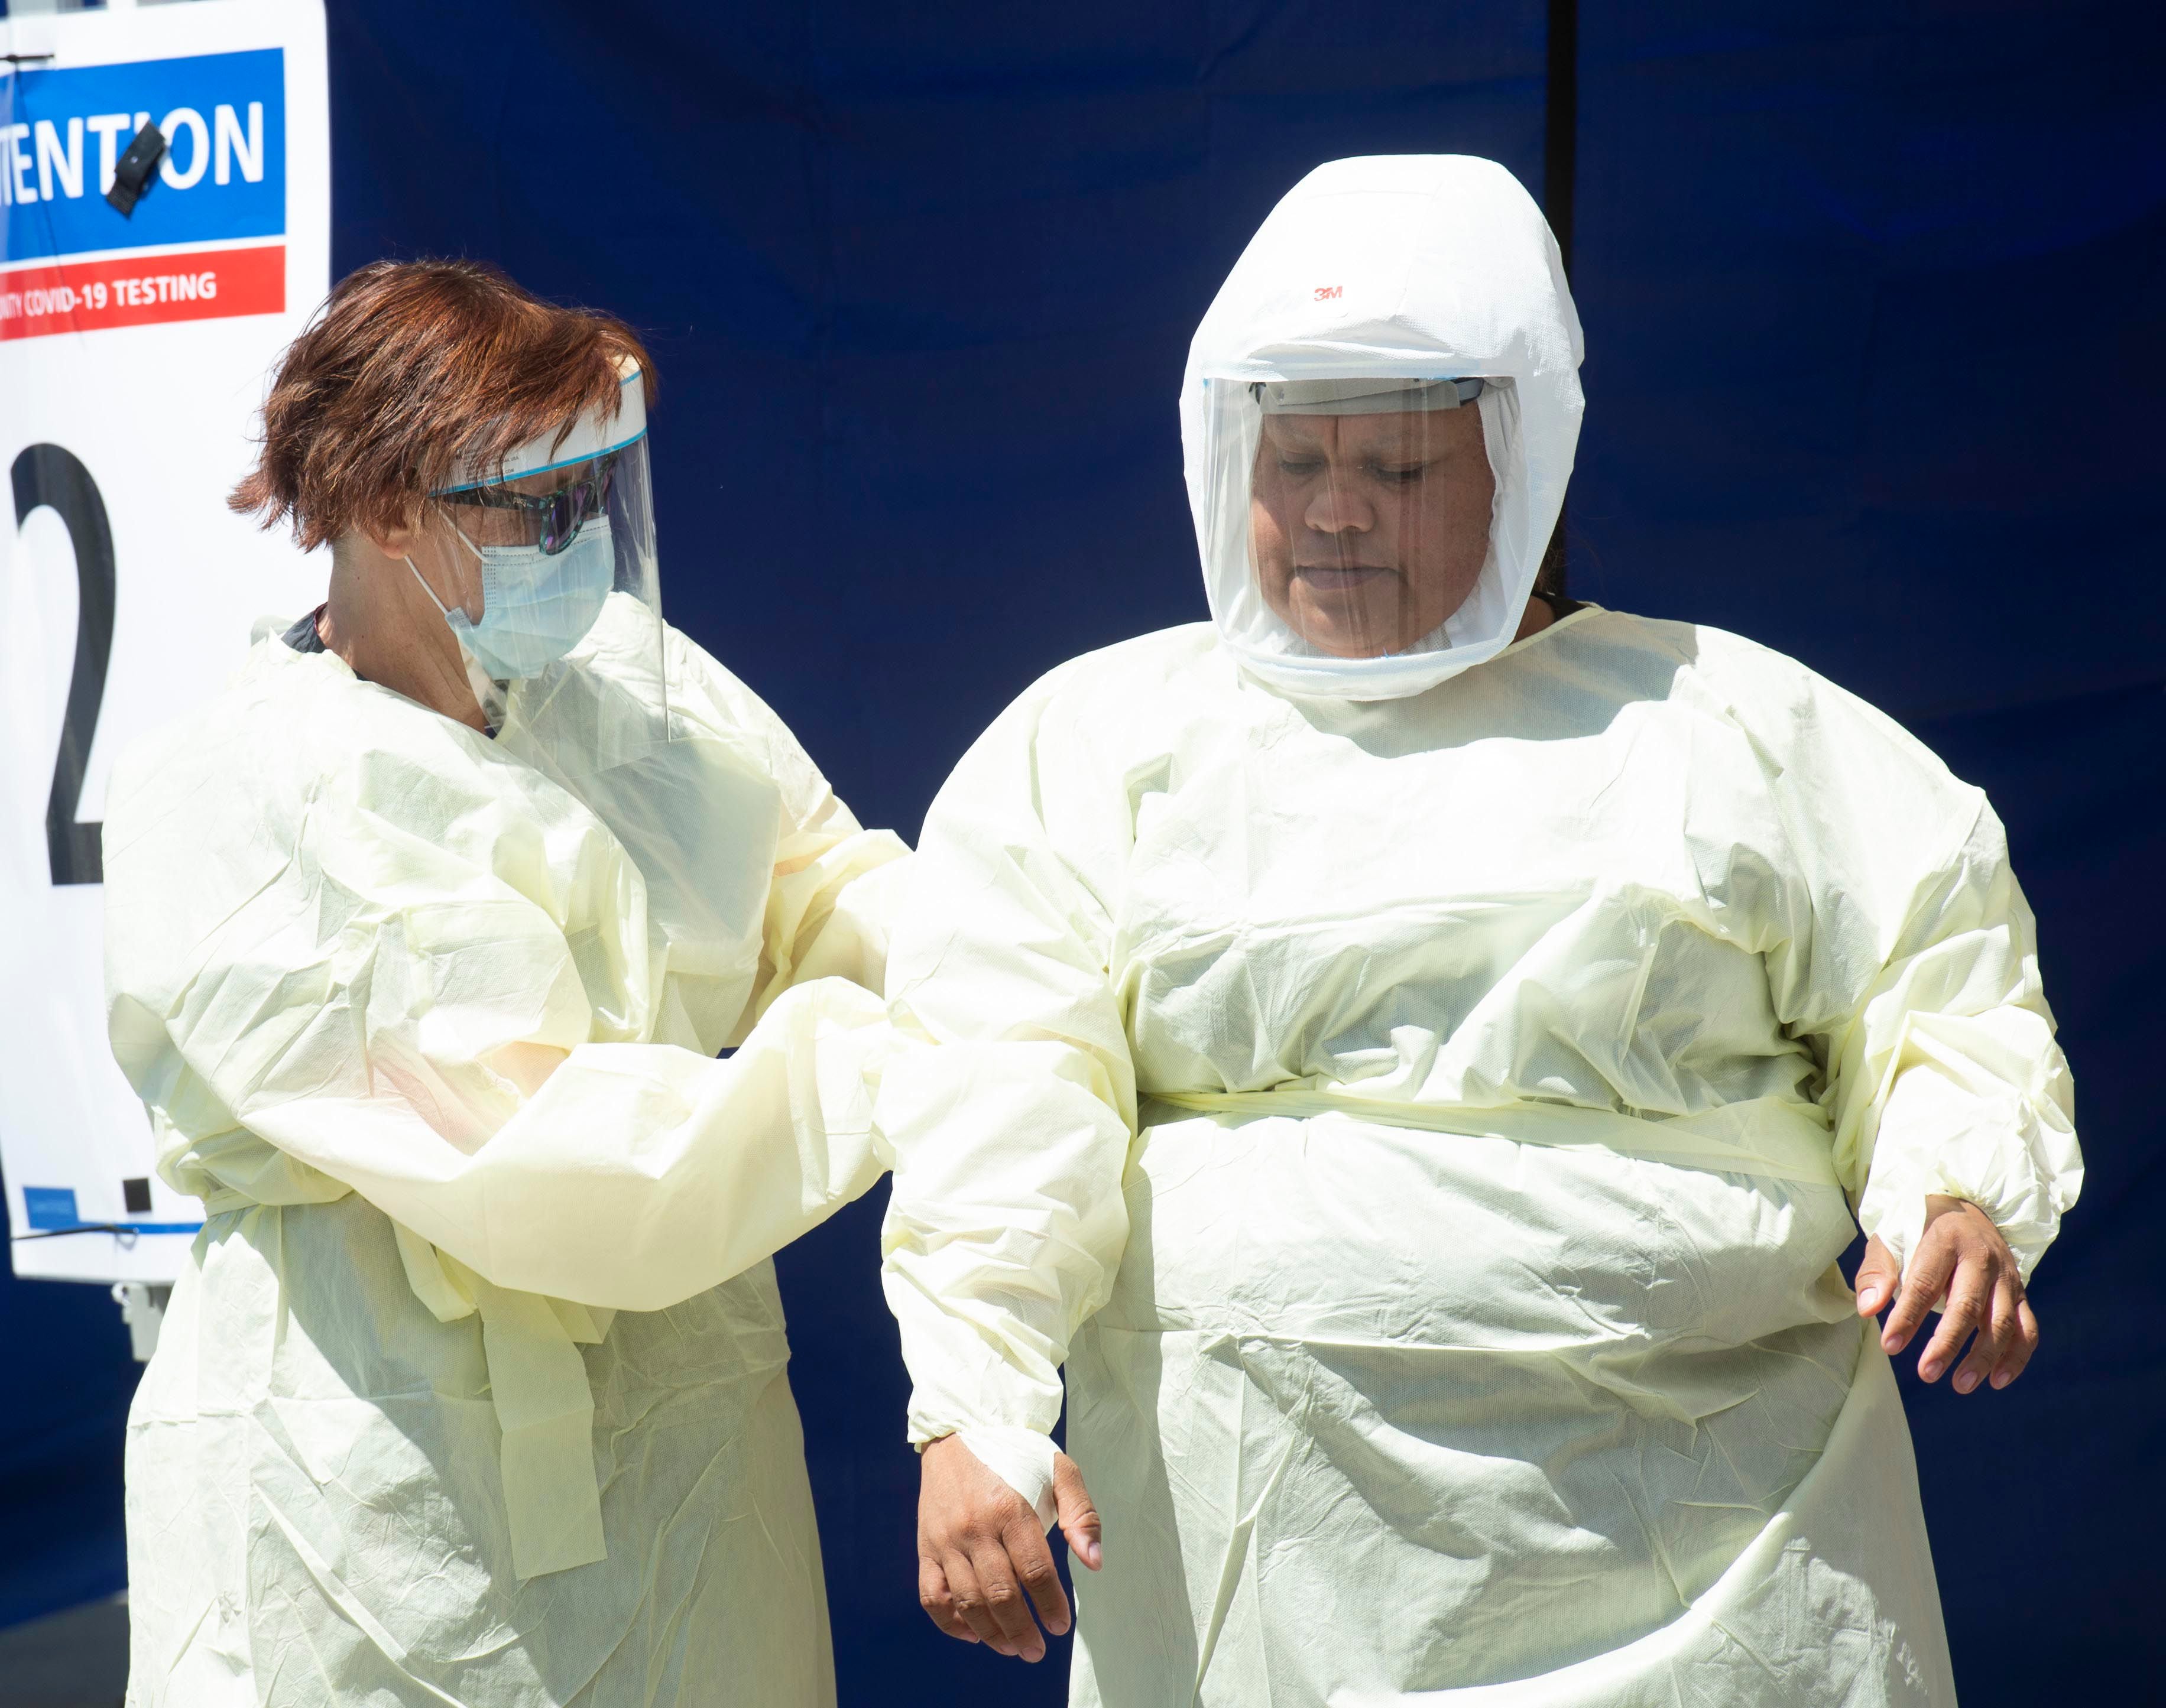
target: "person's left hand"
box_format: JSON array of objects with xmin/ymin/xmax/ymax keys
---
[
  {"xmin": 1853, "ymin": 1194, "xmax": 2039, "ymax": 1394},
  {"xmin": 915, "ymin": 1434, "xmax": 1102, "ymax": 1662}
]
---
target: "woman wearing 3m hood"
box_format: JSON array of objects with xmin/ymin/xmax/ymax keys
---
[{"xmin": 880, "ymin": 157, "xmax": 2080, "ymax": 1701}]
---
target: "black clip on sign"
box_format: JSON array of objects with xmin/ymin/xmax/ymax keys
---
[{"xmin": 106, "ymin": 121, "xmax": 167, "ymax": 218}]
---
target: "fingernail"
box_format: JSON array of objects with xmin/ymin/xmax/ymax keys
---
[
  {"xmin": 1918, "ymin": 1360, "xmax": 1940, "ymax": 1381},
  {"xmin": 1955, "ymin": 1371, "xmax": 1979, "ymax": 1394},
  {"xmin": 1857, "ymin": 1288, "xmax": 1880, "ymax": 1311},
  {"xmin": 1992, "ymin": 1371, "xmax": 2011, "ymax": 1389}
]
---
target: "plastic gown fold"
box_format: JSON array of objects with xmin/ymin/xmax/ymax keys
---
[{"xmin": 878, "ymin": 155, "xmax": 2080, "ymax": 1706}]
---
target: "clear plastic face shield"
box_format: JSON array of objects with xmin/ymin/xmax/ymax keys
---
[
  {"xmin": 1195, "ymin": 372, "xmax": 1531, "ymax": 699},
  {"xmin": 401, "ymin": 361, "xmax": 673, "ymax": 770}
]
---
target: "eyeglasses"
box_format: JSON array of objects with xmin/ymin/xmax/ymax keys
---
[{"xmin": 441, "ymin": 456, "xmax": 617, "ymax": 556}]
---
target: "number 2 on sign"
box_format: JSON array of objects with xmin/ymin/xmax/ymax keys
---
[{"xmin": 11, "ymin": 446, "xmax": 116, "ymax": 886}]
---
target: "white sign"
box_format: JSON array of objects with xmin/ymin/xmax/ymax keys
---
[{"xmin": 1, "ymin": 0, "xmax": 329, "ymax": 1284}]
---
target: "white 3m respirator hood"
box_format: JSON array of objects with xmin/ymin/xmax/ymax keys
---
[{"xmin": 1182, "ymin": 154, "xmax": 1585, "ymax": 700}]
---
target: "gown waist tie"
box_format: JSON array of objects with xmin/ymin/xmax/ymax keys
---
[
  {"xmin": 203, "ymin": 1152, "xmax": 611, "ymax": 1580},
  {"xmin": 1143, "ymin": 1089, "xmax": 1843, "ymax": 1189}
]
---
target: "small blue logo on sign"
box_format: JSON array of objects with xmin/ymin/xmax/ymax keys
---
[
  {"xmin": 0, "ymin": 48, "xmax": 286, "ymax": 264},
  {"xmin": 22, "ymin": 1186, "xmax": 82, "ymax": 1230}
]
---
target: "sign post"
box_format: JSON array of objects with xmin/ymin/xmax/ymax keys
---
[{"xmin": 1, "ymin": 0, "xmax": 329, "ymax": 1299}]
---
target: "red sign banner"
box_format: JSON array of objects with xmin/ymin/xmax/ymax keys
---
[{"xmin": 0, "ymin": 245, "xmax": 286, "ymax": 342}]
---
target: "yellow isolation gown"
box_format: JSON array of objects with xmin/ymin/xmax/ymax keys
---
[{"xmin": 106, "ymin": 596, "xmax": 906, "ymax": 1705}]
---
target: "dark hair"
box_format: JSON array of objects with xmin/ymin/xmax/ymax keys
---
[
  {"xmin": 1534, "ymin": 507, "xmax": 1570, "ymax": 605},
  {"xmin": 231, "ymin": 259, "xmax": 654, "ymax": 551}
]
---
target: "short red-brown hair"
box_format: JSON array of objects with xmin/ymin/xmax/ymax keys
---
[{"xmin": 231, "ymin": 259, "xmax": 656, "ymax": 551}]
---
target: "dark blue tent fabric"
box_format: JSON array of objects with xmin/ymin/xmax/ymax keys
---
[
  {"xmin": 0, "ymin": 1242, "xmax": 135, "ymax": 1630},
  {"xmin": 5, "ymin": 2, "xmax": 2159, "ymax": 1699}
]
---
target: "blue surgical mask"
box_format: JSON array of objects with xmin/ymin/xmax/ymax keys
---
[{"xmin": 408, "ymin": 515, "xmax": 615, "ymax": 681}]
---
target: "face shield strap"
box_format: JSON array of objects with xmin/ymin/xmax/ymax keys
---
[
  {"xmin": 435, "ymin": 360, "xmax": 648, "ymax": 496},
  {"xmin": 1251, "ymin": 376, "xmax": 1488, "ymax": 416}
]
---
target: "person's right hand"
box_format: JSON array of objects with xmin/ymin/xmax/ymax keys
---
[{"xmin": 916, "ymin": 1434, "xmax": 1103, "ymax": 1662}]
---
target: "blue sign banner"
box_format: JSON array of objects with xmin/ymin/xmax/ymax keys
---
[{"xmin": 0, "ymin": 48, "xmax": 285, "ymax": 264}]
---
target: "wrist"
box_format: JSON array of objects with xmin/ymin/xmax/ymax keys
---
[{"xmin": 952, "ymin": 1425, "xmax": 1060, "ymax": 1531}]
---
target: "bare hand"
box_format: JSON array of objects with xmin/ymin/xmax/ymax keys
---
[
  {"xmin": 1854, "ymin": 1195, "xmax": 2039, "ymax": 1393},
  {"xmin": 916, "ymin": 1435, "xmax": 1103, "ymax": 1661}
]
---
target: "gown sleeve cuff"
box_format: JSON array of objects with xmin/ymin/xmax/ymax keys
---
[
  {"xmin": 1857, "ymin": 1053, "xmax": 2082, "ymax": 1285},
  {"xmin": 949, "ymin": 1426, "xmax": 1061, "ymax": 1531}
]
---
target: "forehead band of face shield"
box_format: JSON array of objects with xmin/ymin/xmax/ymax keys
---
[
  {"xmin": 1251, "ymin": 375, "xmax": 1489, "ymax": 415},
  {"xmin": 434, "ymin": 360, "xmax": 648, "ymax": 495},
  {"xmin": 424, "ymin": 360, "xmax": 647, "ymax": 560}
]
